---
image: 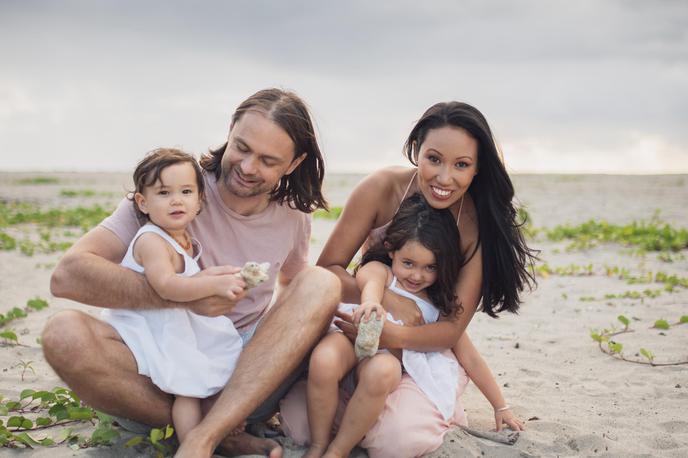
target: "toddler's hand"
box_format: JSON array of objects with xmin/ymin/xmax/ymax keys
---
[
  {"xmin": 214, "ymin": 274, "xmax": 247, "ymax": 300},
  {"xmin": 495, "ymin": 407, "xmax": 525, "ymax": 432},
  {"xmin": 353, "ymin": 301, "xmax": 385, "ymax": 326}
]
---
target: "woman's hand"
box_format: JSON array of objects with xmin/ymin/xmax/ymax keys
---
[
  {"xmin": 495, "ymin": 407, "xmax": 525, "ymax": 432},
  {"xmin": 352, "ymin": 301, "xmax": 386, "ymax": 325},
  {"xmin": 333, "ymin": 310, "xmax": 357, "ymax": 343},
  {"xmin": 381, "ymin": 289, "xmax": 424, "ymax": 326}
]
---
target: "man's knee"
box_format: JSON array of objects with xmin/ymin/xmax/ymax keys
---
[
  {"xmin": 42, "ymin": 310, "xmax": 93, "ymax": 370},
  {"xmin": 293, "ymin": 266, "xmax": 341, "ymax": 305}
]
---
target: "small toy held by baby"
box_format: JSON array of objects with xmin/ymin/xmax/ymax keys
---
[
  {"xmin": 355, "ymin": 311, "xmax": 384, "ymax": 359},
  {"xmin": 238, "ymin": 262, "xmax": 270, "ymax": 289}
]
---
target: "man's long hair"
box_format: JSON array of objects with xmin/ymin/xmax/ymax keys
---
[{"xmin": 200, "ymin": 88, "xmax": 328, "ymax": 213}]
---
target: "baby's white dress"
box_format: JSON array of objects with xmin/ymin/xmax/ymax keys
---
[
  {"xmin": 101, "ymin": 223, "xmax": 243, "ymax": 398},
  {"xmin": 337, "ymin": 276, "xmax": 460, "ymax": 420}
]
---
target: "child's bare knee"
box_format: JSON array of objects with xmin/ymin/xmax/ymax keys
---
[
  {"xmin": 309, "ymin": 342, "xmax": 345, "ymax": 382},
  {"xmin": 359, "ymin": 356, "xmax": 401, "ymax": 393}
]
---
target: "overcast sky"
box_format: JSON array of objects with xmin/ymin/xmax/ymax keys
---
[{"xmin": 1, "ymin": 0, "xmax": 687, "ymax": 173}]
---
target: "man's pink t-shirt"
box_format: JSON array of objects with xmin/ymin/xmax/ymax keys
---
[{"xmin": 101, "ymin": 172, "xmax": 311, "ymax": 331}]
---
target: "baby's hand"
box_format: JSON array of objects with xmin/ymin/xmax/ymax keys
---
[
  {"xmin": 495, "ymin": 407, "xmax": 525, "ymax": 432},
  {"xmin": 214, "ymin": 274, "xmax": 247, "ymax": 300},
  {"xmin": 353, "ymin": 301, "xmax": 385, "ymax": 326}
]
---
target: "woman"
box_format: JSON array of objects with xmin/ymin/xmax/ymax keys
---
[{"xmin": 281, "ymin": 101, "xmax": 536, "ymax": 458}]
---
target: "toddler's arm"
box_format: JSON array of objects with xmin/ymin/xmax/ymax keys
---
[
  {"xmin": 455, "ymin": 333, "xmax": 524, "ymax": 432},
  {"xmin": 353, "ymin": 261, "xmax": 391, "ymax": 324},
  {"xmin": 135, "ymin": 232, "xmax": 245, "ymax": 302}
]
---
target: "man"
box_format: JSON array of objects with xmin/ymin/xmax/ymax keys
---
[{"xmin": 44, "ymin": 88, "xmax": 341, "ymax": 457}]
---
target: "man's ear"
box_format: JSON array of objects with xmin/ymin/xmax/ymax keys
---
[
  {"xmin": 285, "ymin": 152, "xmax": 307, "ymax": 175},
  {"xmin": 134, "ymin": 192, "xmax": 148, "ymax": 215}
]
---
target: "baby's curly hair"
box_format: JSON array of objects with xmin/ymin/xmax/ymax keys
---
[{"xmin": 129, "ymin": 148, "xmax": 205, "ymax": 221}]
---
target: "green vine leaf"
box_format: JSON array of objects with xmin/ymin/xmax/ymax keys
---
[
  {"xmin": 639, "ymin": 348, "xmax": 655, "ymax": 362},
  {"xmin": 26, "ymin": 298, "xmax": 49, "ymax": 311},
  {"xmin": 0, "ymin": 330, "xmax": 18, "ymax": 345},
  {"xmin": 617, "ymin": 315, "xmax": 630, "ymax": 327},
  {"xmin": 125, "ymin": 436, "xmax": 144, "ymax": 447},
  {"xmin": 608, "ymin": 341, "xmax": 623, "ymax": 354},
  {"xmin": 680, "ymin": 315, "xmax": 688, "ymax": 324},
  {"xmin": 653, "ymin": 319, "xmax": 670, "ymax": 330}
]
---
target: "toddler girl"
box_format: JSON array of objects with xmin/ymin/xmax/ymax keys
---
[
  {"xmin": 102, "ymin": 148, "xmax": 247, "ymax": 442},
  {"xmin": 305, "ymin": 193, "xmax": 523, "ymax": 458}
]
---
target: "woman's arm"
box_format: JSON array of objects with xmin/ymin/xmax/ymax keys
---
[
  {"xmin": 135, "ymin": 232, "xmax": 246, "ymax": 302},
  {"xmin": 455, "ymin": 333, "xmax": 524, "ymax": 431},
  {"xmin": 317, "ymin": 170, "xmax": 396, "ymax": 303}
]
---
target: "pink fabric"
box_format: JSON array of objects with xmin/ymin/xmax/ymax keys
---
[
  {"xmin": 280, "ymin": 366, "xmax": 469, "ymax": 458},
  {"xmin": 100, "ymin": 171, "xmax": 310, "ymax": 331}
]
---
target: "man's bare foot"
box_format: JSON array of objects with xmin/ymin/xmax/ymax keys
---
[
  {"xmin": 217, "ymin": 431, "xmax": 282, "ymax": 458},
  {"xmin": 175, "ymin": 430, "xmax": 281, "ymax": 458}
]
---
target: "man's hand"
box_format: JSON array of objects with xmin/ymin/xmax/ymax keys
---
[
  {"xmin": 195, "ymin": 265, "xmax": 242, "ymax": 278},
  {"xmin": 187, "ymin": 295, "xmax": 243, "ymax": 317},
  {"xmin": 381, "ymin": 289, "xmax": 424, "ymax": 326}
]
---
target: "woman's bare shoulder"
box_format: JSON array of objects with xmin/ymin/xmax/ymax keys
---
[
  {"xmin": 356, "ymin": 166, "xmax": 415, "ymax": 191},
  {"xmin": 349, "ymin": 166, "xmax": 415, "ymax": 205}
]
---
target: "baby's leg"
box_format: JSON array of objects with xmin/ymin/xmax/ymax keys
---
[
  {"xmin": 305, "ymin": 332, "xmax": 357, "ymax": 458},
  {"xmin": 325, "ymin": 352, "xmax": 402, "ymax": 458},
  {"xmin": 172, "ymin": 396, "xmax": 202, "ymax": 443}
]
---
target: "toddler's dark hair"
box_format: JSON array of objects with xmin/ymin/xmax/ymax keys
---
[
  {"xmin": 129, "ymin": 148, "xmax": 205, "ymax": 221},
  {"xmin": 360, "ymin": 193, "xmax": 463, "ymax": 316}
]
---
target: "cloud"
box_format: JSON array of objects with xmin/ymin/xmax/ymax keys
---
[{"xmin": 0, "ymin": 0, "xmax": 686, "ymax": 172}]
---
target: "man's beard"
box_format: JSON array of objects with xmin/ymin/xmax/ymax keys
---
[{"xmin": 222, "ymin": 164, "xmax": 272, "ymax": 198}]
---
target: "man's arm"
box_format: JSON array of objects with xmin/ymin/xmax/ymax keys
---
[{"xmin": 50, "ymin": 226, "xmax": 240, "ymax": 316}]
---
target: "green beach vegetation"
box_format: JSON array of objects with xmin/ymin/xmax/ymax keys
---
[
  {"xmin": 14, "ymin": 177, "xmax": 60, "ymax": 185},
  {"xmin": 0, "ymin": 199, "xmax": 114, "ymax": 256}
]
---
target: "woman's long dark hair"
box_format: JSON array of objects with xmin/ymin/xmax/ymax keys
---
[
  {"xmin": 200, "ymin": 88, "xmax": 327, "ymax": 213},
  {"xmin": 404, "ymin": 102, "xmax": 537, "ymax": 317},
  {"xmin": 359, "ymin": 193, "xmax": 462, "ymax": 317}
]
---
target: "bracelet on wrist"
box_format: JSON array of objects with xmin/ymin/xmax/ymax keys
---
[{"xmin": 495, "ymin": 405, "xmax": 511, "ymax": 412}]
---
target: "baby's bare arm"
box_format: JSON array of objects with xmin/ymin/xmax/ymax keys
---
[{"xmin": 135, "ymin": 233, "xmax": 246, "ymax": 303}]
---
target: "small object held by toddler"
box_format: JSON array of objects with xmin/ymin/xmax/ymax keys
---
[
  {"xmin": 354, "ymin": 311, "xmax": 384, "ymax": 360},
  {"xmin": 238, "ymin": 262, "xmax": 270, "ymax": 289}
]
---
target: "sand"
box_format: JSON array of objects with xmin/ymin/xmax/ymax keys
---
[{"xmin": 1, "ymin": 172, "xmax": 687, "ymax": 457}]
